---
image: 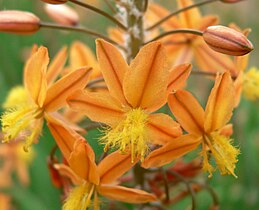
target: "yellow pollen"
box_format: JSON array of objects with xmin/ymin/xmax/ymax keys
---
[
  {"xmin": 1, "ymin": 105, "xmax": 43, "ymax": 151},
  {"xmin": 202, "ymin": 133, "xmax": 240, "ymax": 178},
  {"xmin": 100, "ymin": 108, "xmax": 149, "ymax": 162},
  {"xmin": 243, "ymin": 67, "xmax": 259, "ymax": 100},
  {"xmin": 2, "ymin": 86, "xmax": 30, "ymax": 109},
  {"xmin": 63, "ymin": 183, "xmax": 96, "ymax": 210}
]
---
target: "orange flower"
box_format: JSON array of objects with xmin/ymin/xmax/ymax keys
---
[
  {"xmin": 143, "ymin": 72, "xmax": 239, "ymax": 177},
  {"xmin": 67, "ymin": 39, "xmax": 182, "ymax": 162},
  {"xmin": 47, "ymin": 119, "xmax": 156, "ymax": 209},
  {"xmin": 148, "ymin": 0, "xmax": 236, "ymax": 73},
  {"xmin": 1, "ymin": 46, "xmax": 91, "ymax": 151}
]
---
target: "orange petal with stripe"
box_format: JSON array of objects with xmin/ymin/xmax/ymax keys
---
[
  {"xmin": 147, "ymin": 113, "xmax": 182, "ymax": 145},
  {"xmin": 98, "ymin": 185, "xmax": 157, "ymax": 203},
  {"xmin": 142, "ymin": 134, "xmax": 200, "ymax": 168},
  {"xmin": 44, "ymin": 67, "xmax": 92, "ymax": 112},
  {"xmin": 167, "ymin": 63, "xmax": 192, "ymax": 92},
  {"xmin": 168, "ymin": 90, "xmax": 205, "ymax": 136},
  {"xmin": 46, "ymin": 46, "xmax": 67, "ymax": 85},
  {"xmin": 46, "ymin": 114, "xmax": 78, "ymax": 161},
  {"xmin": 24, "ymin": 46, "xmax": 49, "ymax": 107},
  {"xmin": 124, "ymin": 41, "xmax": 169, "ymax": 112},
  {"xmin": 96, "ymin": 39, "xmax": 128, "ymax": 104},
  {"xmin": 69, "ymin": 139, "xmax": 100, "ymax": 185},
  {"xmin": 98, "ymin": 151, "xmax": 137, "ymax": 184},
  {"xmin": 204, "ymin": 72, "xmax": 235, "ymax": 133},
  {"xmin": 67, "ymin": 90, "xmax": 125, "ymax": 126}
]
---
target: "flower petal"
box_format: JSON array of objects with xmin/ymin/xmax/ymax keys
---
[
  {"xmin": 168, "ymin": 90, "xmax": 205, "ymax": 135},
  {"xmin": 124, "ymin": 41, "xmax": 169, "ymax": 112},
  {"xmin": 54, "ymin": 163, "xmax": 82, "ymax": 185},
  {"xmin": 46, "ymin": 46, "xmax": 67, "ymax": 85},
  {"xmin": 70, "ymin": 41, "xmax": 101, "ymax": 79},
  {"xmin": 142, "ymin": 134, "xmax": 201, "ymax": 168},
  {"xmin": 147, "ymin": 113, "xmax": 182, "ymax": 145},
  {"xmin": 69, "ymin": 139, "xmax": 100, "ymax": 185},
  {"xmin": 197, "ymin": 16, "xmax": 218, "ymax": 32},
  {"xmin": 204, "ymin": 72, "xmax": 235, "ymax": 133},
  {"xmin": 98, "ymin": 151, "xmax": 136, "ymax": 184},
  {"xmin": 24, "ymin": 46, "xmax": 49, "ymax": 107},
  {"xmin": 44, "ymin": 67, "xmax": 92, "ymax": 112},
  {"xmin": 177, "ymin": 0, "xmax": 201, "ymax": 28},
  {"xmin": 46, "ymin": 114, "xmax": 78, "ymax": 161},
  {"xmin": 98, "ymin": 185, "xmax": 157, "ymax": 203},
  {"xmin": 96, "ymin": 39, "xmax": 128, "ymax": 104},
  {"xmin": 167, "ymin": 63, "xmax": 192, "ymax": 92},
  {"xmin": 67, "ymin": 90, "xmax": 125, "ymax": 126}
]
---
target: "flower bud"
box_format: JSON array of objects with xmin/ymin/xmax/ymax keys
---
[
  {"xmin": 220, "ymin": 0, "xmax": 244, "ymax": 3},
  {"xmin": 41, "ymin": 0, "xmax": 68, "ymax": 4},
  {"xmin": 0, "ymin": 10, "xmax": 40, "ymax": 34},
  {"xmin": 203, "ymin": 25, "xmax": 253, "ymax": 56},
  {"xmin": 44, "ymin": 4, "xmax": 79, "ymax": 26}
]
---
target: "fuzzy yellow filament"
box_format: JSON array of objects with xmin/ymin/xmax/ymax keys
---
[{"xmin": 101, "ymin": 108, "xmax": 149, "ymax": 162}]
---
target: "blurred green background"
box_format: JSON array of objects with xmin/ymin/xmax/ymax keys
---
[{"xmin": 0, "ymin": 0, "xmax": 258, "ymax": 210}]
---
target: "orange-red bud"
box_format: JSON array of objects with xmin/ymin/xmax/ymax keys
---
[
  {"xmin": 0, "ymin": 10, "xmax": 40, "ymax": 34},
  {"xmin": 41, "ymin": 0, "xmax": 68, "ymax": 4},
  {"xmin": 44, "ymin": 4, "xmax": 79, "ymax": 26},
  {"xmin": 203, "ymin": 25, "xmax": 253, "ymax": 56}
]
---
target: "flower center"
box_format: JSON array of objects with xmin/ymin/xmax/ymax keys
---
[
  {"xmin": 100, "ymin": 108, "xmax": 149, "ymax": 162},
  {"xmin": 202, "ymin": 132, "xmax": 240, "ymax": 178}
]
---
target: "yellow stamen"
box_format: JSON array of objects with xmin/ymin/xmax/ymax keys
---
[
  {"xmin": 1, "ymin": 105, "xmax": 43, "ymax": 151},
  {"xmin": 202, "ymin": 133, "xmax": 240, "ymax": 178},
  {"xmin": 63, "ymin": 183, "xmax": 96, "ymax": 210},
  {"xmin": 100, "ymin": 108, "xmax": 149, "ymax": 162},
  {"xmin": 243, "ymin": 67, "xmax": 259, "ymax": 100}
]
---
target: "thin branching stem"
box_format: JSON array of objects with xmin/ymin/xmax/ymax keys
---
[
  {"xmin": 69, "ymin": 0, "xmax": 127, "ymax": 30},
  {"xmin": 167, "ymin": 170, "xmax": 197, "ymax": 210},
  {"xmin": 39, "ymin": 22, "xmax": 126, "ymax": 51},
  {"xmin": 145, "ymin": 29, "xmax": 203, "ymax": 43},
  {"xmin": 160, "ymin": 168, "xmax": 170, "ymax": 203},
  {"xmin": 146, "ymin": 0, "xmax": 219, "ymax": 31},
  {"xmin": 191, "ymin": 70, "xmax": 217, "ymax": 77},
  {"xmin": 86, "ymin": 78, "xmax": 105, "ymax": 88},
  {"xmin": 103, "ymin": 0, "xmax": 117, "ymax": 13}
]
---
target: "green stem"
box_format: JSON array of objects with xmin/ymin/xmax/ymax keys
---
[
  {"xmin": 69, "ymin": 0, "xmax": 127, "ymax": 30},
  {"xmin": 146, "ymin": 0, "xmax": 219, "ymax": 31},
  {"xmin": 39, "ymin": 22, "xmax": 126, "ymax": 51},
  {"xmin": 145, "ymin": 29, "xmax": 203, "ymax": 43}
]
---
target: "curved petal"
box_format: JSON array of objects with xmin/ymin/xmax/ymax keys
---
[
  {"xmin": 46, "ymin": 114, "xmax": 80, "ymax": 161},
  {"xmin": 53, "ymin": 163, "xmax": 82, "ymax": 185},
  {"xmin": 44, "ymin": 67, "xmax": 92, "ymax": 112},
  {"xmin": 70, "ymin": 41, "xmax": 101, "ymax": 79},
  {"xmin": 142, "ymin": 134, "xmax": 201, "ymax": 168},
  {"xmin": 69, "ymin": 139, "xmax": 100, "ymax": 185},
  {"xmin": 124, "ymin": 41, "xmax": 169, "ymax": 112},
  {"xmin": 24, "ymin": 46, "xmax": 49, "ymax": 107},
  {"xmin": 67, "ymin": 90, "xmax": 125, "ymax": 126},
  {"xmin": 147, "ymin": 113, "xmax": 182, "ymax": 145},
  {"xmin": 98, "ymin": 185, "xmax": 157, "ymax": 203},
  {"xmin": 98, "ymin": 151, "xmax": 137, "ymax": 184},
  {"xmin": 177, "ymin": 0, "xmax": 201, "ymax": 28},
  {"xmin": 46, "ymin": 46, "xmax": 67, "ymax": 85},
  {"xmin": 96, "ymin": 39, "xmax": 128, "ymax": 104},
  {"xmin": 168, "ymin": 90, "xmax": 205, "ymax": 136},
  {"xmin": 204, "ymin": 72, "xmax": 235, "ymax": 133},
  {"xmin": 167, "ymin": 63, "xmax": 192, "ymax": 92}
]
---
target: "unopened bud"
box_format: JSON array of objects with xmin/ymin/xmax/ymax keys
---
[
  {"xmin": 44, "ymin": 4, "xmax": 79, "ymax": 26},
  {"xmin": 41, "ymin": 0, "xmax": 68, "ymax": 4},
  {"xmin": 220, "ymin": 0, "xmax": 244, "ymax": 3},
  {"xmin": 203, "ymin": 25, "xmax": 253, "ymax": 56},
  {"xmin": 0, "ymin": 10, "xmax": 40, "ymax": 34}
]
